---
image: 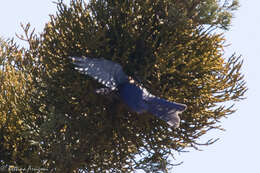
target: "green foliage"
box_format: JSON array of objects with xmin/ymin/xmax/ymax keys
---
[
  {"xmin": 174, "ymin": 0, "xmax": 240, "ymax": 30},
  {"xmin": 0, "ymin": 37, "xmax": 43, "ymax": 169},
  {"xmin": 0, "ymin": 0, "xmax": 246, "ymax": 172}
]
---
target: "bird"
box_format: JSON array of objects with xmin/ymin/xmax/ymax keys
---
[{"xmin": 69, "ymin": 56, "xmax": 187, "ymax": 128}]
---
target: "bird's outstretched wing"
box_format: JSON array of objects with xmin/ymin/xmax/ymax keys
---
[
  {"xmin": 95, "ymin": 87, "xmax": 114, "ymax": 95},
  {"xmin": 141, "ymin": 87, "xmax": 187, "ymax": 128},
  {"xmin": 69, "ymin": 56, "xmax": 128, "ymax": 90}
]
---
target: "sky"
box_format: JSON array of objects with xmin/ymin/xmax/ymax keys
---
[{"xmin": 0, "ymin": 0, "xmax": 259, "ymax": 172}]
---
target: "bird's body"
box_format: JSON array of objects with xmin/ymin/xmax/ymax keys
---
[
  {"xmin": 70, "ymin": 56, "xmax": 187, "ymax": 128},
  {"xmin": 118, "ymin": 82, "xmax": 148, "ymax": 114}
]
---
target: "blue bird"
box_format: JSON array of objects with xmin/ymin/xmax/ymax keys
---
[{"xmin": 69, "ymin": 56, "xmax": 187, "ymax": 128}]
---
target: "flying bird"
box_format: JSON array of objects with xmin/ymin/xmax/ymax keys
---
[{"xmin": 69, "ymin": 56, "xmax": 187, "ymax": 128}]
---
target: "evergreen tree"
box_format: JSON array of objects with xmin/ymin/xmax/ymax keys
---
[
  {"xmin": 0, "ymin": 0, "xmax": 246, "ymax": 172},
  {"xmin": 0, "ymin": 36, "xmax": 43, "ymax": 169}
]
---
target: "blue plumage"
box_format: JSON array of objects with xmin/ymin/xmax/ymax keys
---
[
  {"xmin": 118, "ymin": 83, "xmax": 148, "ymax": 114},
  {"xmin": 70, "ymin": 56, "xmax": 187, "ymax": 128}
]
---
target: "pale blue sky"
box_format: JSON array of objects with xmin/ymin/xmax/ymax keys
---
[{"xmin": 1, "ymin": 0, "xmax": 259, "ymax": 172}]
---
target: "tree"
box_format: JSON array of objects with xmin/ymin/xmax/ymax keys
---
[
  {"xmin": 0, "ymin": 36, "xmax": 43, "ymax": 169},
  {"xmin": 0, "ymin": 0, "xmax": 246, "ymax": 172}
]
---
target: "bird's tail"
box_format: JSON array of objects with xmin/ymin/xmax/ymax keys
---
[{"xmin": 146, "ymin": 97, "xmax": 187, "ymax": 128}]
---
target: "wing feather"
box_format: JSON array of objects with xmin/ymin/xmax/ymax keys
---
[{"xmin": 70, "ymin": 56, "xmax": 128, "ymax": 89}]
